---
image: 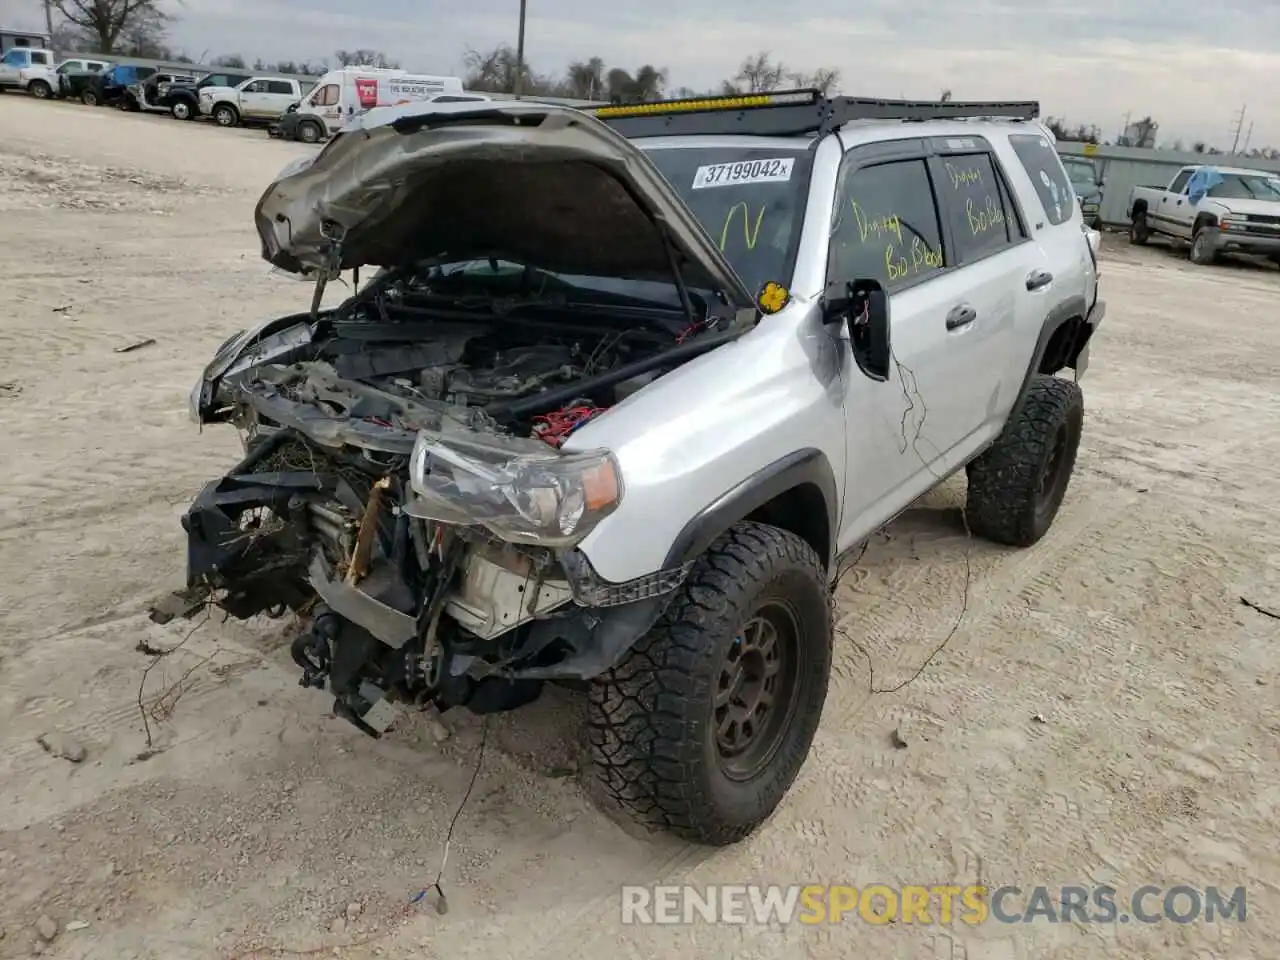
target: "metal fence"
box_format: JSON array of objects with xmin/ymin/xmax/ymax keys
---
[{"xmin": 1055, "ymin": 141, "xmax": 1280, "ymax": 226}]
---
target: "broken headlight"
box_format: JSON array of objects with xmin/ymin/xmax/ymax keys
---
[{"xmin": 407, "ymin": 436, "xmax": 623, "ymax": 547}]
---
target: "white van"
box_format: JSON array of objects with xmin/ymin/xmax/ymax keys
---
[{"xmin": 292, "ymin": 68, "xmax": 481, "ymax": 140}]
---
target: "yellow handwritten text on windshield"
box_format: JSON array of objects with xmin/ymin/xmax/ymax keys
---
[{"xmin": 719, "ymin": 202, "xmax": 765, "ymax": 251}]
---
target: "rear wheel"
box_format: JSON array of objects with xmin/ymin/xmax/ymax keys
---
[
  {"xmin": 1129, "ymin": 212, "xmax": 1150, "ymax": 245},
  {"xmin": 28, "ymin": 79, "xmax": 52, "ymax": 99},
  {"xmin": 80, "ymin": 89, "xmax": 99, "ymax": 106},
  {"xmin": 297, "ymin": 119, "xmax": 323, "ymax": 143},
  {"xmin": 966, "ymin": 374, "xmax": 1084, "ymax": 548},
  {"xmin": 171, "ymin": 99, "xmax": 193, "ymax": 120},
  {"xmin": 588, "ymin": 522, "xmax": 833, "ymax": 846}
]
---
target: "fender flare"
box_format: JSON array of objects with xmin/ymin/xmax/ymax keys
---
[
  {"xmin": 1006, "ymin": 294, "xmax": 1092, "ymax": 427},
  {"xmin": 662, "ymin": 448, "xmax": 839, "ymax": 570}
]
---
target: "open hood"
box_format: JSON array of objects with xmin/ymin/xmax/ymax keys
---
[{"xmin": 253, "ymin": 100, "xmax": 757, "ymax": 312}]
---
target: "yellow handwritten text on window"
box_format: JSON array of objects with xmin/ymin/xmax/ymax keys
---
[
  {"xmin": 965, "ymin": 195, "xmax": 1007, "ymax": 236},
  {"xmin": 885, "ymin": 237, "xmax": 944, "ymax": 282},
  {"xmin": 851, "ymin": 201, "xmax": 903, "ymax": 245},
  {"xmin": 719, "ymin": 202, "xmax": 765, "ymax": 251},
  {"xmin": 945, "ymin": 161, "xmax": 983, "ymax": 189}
]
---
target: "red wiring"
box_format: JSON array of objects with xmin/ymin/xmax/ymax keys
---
[{"xmin": 534, "ymin": 404, "xmax": 604, "ymax": 447}]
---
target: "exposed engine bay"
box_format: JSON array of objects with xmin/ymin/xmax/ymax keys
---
[{"xmin": 158, "ymin": 264, "xmax": 730, "ymax": 736}]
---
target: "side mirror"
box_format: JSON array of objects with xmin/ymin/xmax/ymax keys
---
[
  {"xmin": 822, "ymin": 278, "xmax": 891, "ymax": 382},
  {"xmin": 1097, "ymin": 178, "xmax": 1105, "ymax": 189}
]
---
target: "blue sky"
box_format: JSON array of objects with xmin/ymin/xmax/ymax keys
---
[{"xmin": 4, "ymin": 0, "xmax": 1280, "ymax": 147}]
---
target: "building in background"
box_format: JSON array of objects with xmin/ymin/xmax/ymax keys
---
[{"xmin": 0, "ymin": 26, "xmax": 51, "ymax": 54}]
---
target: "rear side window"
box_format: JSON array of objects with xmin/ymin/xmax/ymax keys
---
[
  {"xmin": 1169, "ymin": 169, "xmax": 1193, "ymax": 194},
  {"xmin": 267, "ymin": 80, "xmax": 294, "ymax": 95},
  {"xmin": 31, "ymin": 51, "xmax": 50, "ymax": 65},
  {"xmin": 829, "ymin": 158, "xmax": 946, "ymax": 292},
  {"xmin": 1007, "ymin": 133, "xmax": 1075, "ymax": 225},
  {"xmin": 935, "ymin": 153, "xmax": 1020, "ymax": 263}
]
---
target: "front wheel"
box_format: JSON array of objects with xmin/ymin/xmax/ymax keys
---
[
  {"xmin": 966, "ymin": 374, "xmax": 1084, "ymax": 548},
  {"xmin": 588, "ymin": 522, "xmax": 833, "ymax": 846},
  {"xmin": 1189, "ymin": 228, "xmax": 1218, "ymax": 265}
]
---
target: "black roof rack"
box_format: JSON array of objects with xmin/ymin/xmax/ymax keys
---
[{"xmin": 589, "ymin": 89, "xmax": 1041, "ymax": 139}]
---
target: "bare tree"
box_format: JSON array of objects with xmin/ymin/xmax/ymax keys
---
[
  {"xmin": 213, "ymin": 53, "xmax": 246, "ymax": 68},
  {"xmin": 722, "ymin": 52, "xmax": 838, "ymax": 95},
  {"xmin": 939, "ymin": 88, "xmax": 953, "ymax": 102},
  {"xmin": 565, "ymin": 56, "xmax": 606, "ymax": 100},
  {"xmin": 462, "ymin": 44, "xmax": 544, "ymax": 94},
  {"xmin": 334, "ymin": 49, "xmax": 399, "ymax": 69},
  {"xmin": 51, "ymin": 0, "xmax": 169, "ymax": 56}
]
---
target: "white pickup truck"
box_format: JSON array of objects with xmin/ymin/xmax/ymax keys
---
[
  {"xmin": 1127, "ymin": 163, "xmax": 1280, "ymax": 266},
  {"xmin": 199, "ymin": 75, "xmax": 316, "ymax": 127},
  {"xmin": 0, "ymin": 50, "xmax": 111, "ymax": 98}
]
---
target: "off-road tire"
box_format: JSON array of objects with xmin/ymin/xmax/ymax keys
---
[
  {"xmin": 28, "ymin": 80, "xmax": 52, "ymax": 99},
  {"xmin": 966, "ymin": 374, "xmax": 1084, "ymax": 548},
  {"xmin": 587, "ymin": 522, "xmax": 833, "ymax": 846},
  {"xmin": 297, "ymin": 119, "xmax": 323, "ymax": 144},
  {"xmin": 213, "ymin": 103, "xmax": 239, "ymax": 127},
  {"xmin": 1189, "ymin": 227, "xmax": 1218, "ymax": 265},
  {"xmin": 1128, "ymin": 212, "xmax": 1150, "ymax": 245}
]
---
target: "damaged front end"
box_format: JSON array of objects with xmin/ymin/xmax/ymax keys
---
[{"xmin": 153, "ymin": 99, "xmax": 752, "ymax": 736}]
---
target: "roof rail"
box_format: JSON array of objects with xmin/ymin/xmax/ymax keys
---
[{"xmin": 588, "ymin": 89, "xmax": 1041, "ymax": 139}]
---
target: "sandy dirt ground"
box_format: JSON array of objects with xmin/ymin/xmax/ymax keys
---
[{"xmin": 0, "ymin": 94, "xmax": 1277, "ymax": 960}]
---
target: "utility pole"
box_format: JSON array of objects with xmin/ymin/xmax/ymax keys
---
[
  {"xmin": 1242, "ymin": 120, "xmax": 1254, "ymax": 155},
  {"xmin": 513, "ymin": 0, "xmax": 527, "ymax": 99},
  {"xmin": 1229, "ymin": 103, "xmax": 1247, "ymax": 155},
  {"xmin": 42, "ymin": 0, "xmax": 57, "ymax": 57},
  {"xmin": 1119, "ymin": 111, "xmax": 1131, "ymax": 144}
]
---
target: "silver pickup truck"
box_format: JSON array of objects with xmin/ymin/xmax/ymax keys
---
[{"xmin": 1127, "ymin": 164, "xmax": 1280, "ymax": 266}]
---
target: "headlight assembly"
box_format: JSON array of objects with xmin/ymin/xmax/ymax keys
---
[{"xmin": 407, "ymin": 435, "xmax": 623, "ymax": 547}]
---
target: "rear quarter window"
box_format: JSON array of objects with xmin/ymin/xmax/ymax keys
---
[{"xmin": 1007, "ymin": 133, "xmax": 1075, "ymax": 226}]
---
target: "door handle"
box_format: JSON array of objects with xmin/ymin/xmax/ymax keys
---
[
  {"xmin": 1025, "ymin": 270, "xmax": 1054, "ymax": 291},
  {"xmin": 1176, "ymin": 199, "xmax": 1183, "ymax": 206},
  {"xmin": 945, "ymin": 304, "xmax": 976, "ymax": 331}
]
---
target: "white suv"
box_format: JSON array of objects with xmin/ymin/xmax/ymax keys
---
[{"xmin": 158, "ymin": 91, "xmax": 1104, "ymax": 847}]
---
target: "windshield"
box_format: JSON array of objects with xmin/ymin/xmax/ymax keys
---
[
  {"xmin": 1062, "ymin": 160, "xmax": 1097, "ymax": 188},
  {"xmin": 638, "ymin": 144, "xmax": 810, "ymax": 295},
  {"xmin": 1207, "ymin": 174, "xmax": 1280, "ymax": 201},
  {"xmin": 401, "ymin": 143, "xmax": 812, "ymax": 313}
]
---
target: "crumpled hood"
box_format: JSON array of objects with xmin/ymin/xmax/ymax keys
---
[{"xmin": 253, "ymin": 100, "xmax": 756, "ymax": 311}]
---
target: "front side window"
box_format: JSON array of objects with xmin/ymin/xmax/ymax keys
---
[
  {"xmin": 242, "ymin": 79, "xmax": 266, "ymax": 93},
  {"xmin": 828, "ymin": 157, "xmax": 947, "ymax": 292},
  {"xmin": 1169, "ymin": 170, "xmax": 1193, "ymax": 194},
  {"xmin": 1007, "ymin": 133, "xmax": 1075, "ymax": 225},
  {"xmin": 56, "ymin": 60, "xmax": 79, "ymax": 74},
  {"xmin": 311, "ymin": 83, "xmax": 338, "ymax": 106}
]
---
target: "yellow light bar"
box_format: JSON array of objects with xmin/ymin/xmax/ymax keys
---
[{"xmin": 590, "ymin": 90, "xmax": 817, "ymax": 119}]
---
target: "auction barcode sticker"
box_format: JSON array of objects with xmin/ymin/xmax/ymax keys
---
[{"xmin": 692, "ymin": 157, "xmax": 795, "ymax": 189}]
